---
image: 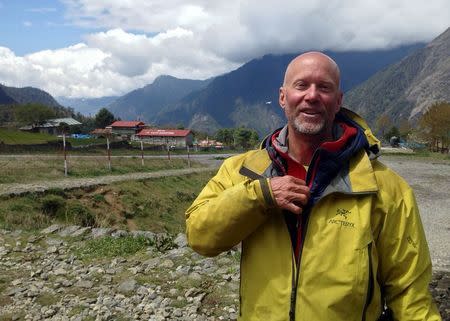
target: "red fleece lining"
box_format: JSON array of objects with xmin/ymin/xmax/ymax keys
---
[{"xmin": 271, "ymin": 122, "xmax": 357, "ymax": 261}]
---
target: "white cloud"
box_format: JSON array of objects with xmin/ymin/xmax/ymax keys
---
[
  {"xmin": 27, "ymin": 7, "xmax": 58, "ymax": 13},
  {"xmin": 0, "ymin": 28, "xmax": 238, "ymax": 98},
  {"xmin": 0, "ymin": 0, "xmax": 449, "ymax": 98},
  {"xmin": 23, "ymin": 21, "xmax": 32, "ymax": 27}
]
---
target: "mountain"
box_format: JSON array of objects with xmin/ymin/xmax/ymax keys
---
[
  {"xmin": 344, "ymin": 27, "xmax": 450, "ymax": 126},
  {"xmin": 0, "ymin": 84, "xmax": 62, "ymax": 108},
  {"xmin": 57, "ymin": 96, "xmax": 118, "ymax": 116},
  {"xmin": 154, "ymin": 44, "xmax": 424, "ymax": 135},
  {"xmin": 107, "ymin": 75, "xmax": 211, "ymax": 122}
]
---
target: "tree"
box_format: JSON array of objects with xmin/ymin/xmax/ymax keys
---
[
  {"xmin": 14, "ymin": 103, "xmax": 56, "ymax": 125},
  {"xmin": 418, "ymin": 101, "xmax": 450, "ymax": 152},
  {"xmin": 233, "ymin": 127, "xmax": 259, "ymax": 149},
  {"xmin": 95, "ymin": 108, "xmax": 115, "ymax": 129},
  {"xmin": 375, "ymin": 114, "xmax": 393, "ymax": 140},
  {"xmin": 384, "ymin": 126, "xmax": 400, "ymax": 142},
  {"xmin": 398, "ymin": 118, "xmax": 412, "ymax": 139},
  {"xmin": 215, "ymin": 128, "xmax": 235, "ymax": 146},
  {"xmin": 58, "ymin": 122, "xmax": 70, "ymax": 135}
]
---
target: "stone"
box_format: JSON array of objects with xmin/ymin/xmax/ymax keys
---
[
  {"xmin": 91, "ymin": 228, "xmax": 114, "ymax": 238},
  {"xmin": 58, "ymin": 225, "xmax": 82, "ymax": 237},
  {"xmin": 173, "ymin": 233, "xmax": 188, "ymax": 248},
  {"xmin": 160, "ymin": 259, "xmax": 174, "ymax": 268},
  {"xmin": 117, "ymin": 279, "xmax": 137, "ymax": 294},
  {"xmin": 41, "ymin": 224, "xmax": 62, "ymax": 235},
  {"xmin": 75, "ymin": 280, "xmax": 94, "ymax": 289},
  {"xmin": 71, "ymin": 227, "xmax": 92, "ymax": 237}
]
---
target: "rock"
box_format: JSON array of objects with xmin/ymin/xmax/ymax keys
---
[
  {"xmin": 174, "ymin": 233, "xmax": 188, "ymax": 248},
  {"xmin": 58, "ymin": 225, "xmax": 82, "ymax": 237},
  {"xmin": 71, "ymin": 227, "xmax": 92, "ymax": 237},
  {"xmin": 75, "ymin": 280, "xmax": 94, "ymax": 289},
  {"xmin": 41, "ymin": 224, "xmax": 62, "ymax": 235},
  {"xmin": 131, "ymin": 231, "xmax": 156, "ymax": 240},
  {"xmin": 91, "ymin": 228, "xmax": 114, "ymax": 238},
  {"xmin": 117, "ymin": 279, "xmax": 137, "ymax": 294},
  {"xmin": 160, "ymin": 259, "xmax": 174, "ymax": 268}
]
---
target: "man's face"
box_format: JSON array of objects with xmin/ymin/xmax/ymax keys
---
[{"xmin": 279, "ymin": 54, "xmax": 343, "ymax": 138}]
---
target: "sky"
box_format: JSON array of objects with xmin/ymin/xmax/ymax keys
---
[{"xmin": 0, "ymin": 0, "xmax": 449, "ymax": 99}]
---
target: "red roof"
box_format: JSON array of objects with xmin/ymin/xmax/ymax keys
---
[
  {"xmin": 110, "ymin": 121, "xmax": 145, "ymax": 128},
  {"xmin": 137, "ymin": 129, "xmax": 191, "ymax": 137}
]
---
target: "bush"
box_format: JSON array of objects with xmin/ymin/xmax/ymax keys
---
[
  {"xmin": 41, "ymin": 195, "xmax": 66, "ymax": 217},
  {"xmin": 75, "ymin": 236, "xmax": 152, "ymax": 259},
  {"xmin": 66, "ymin": 202, "xmax": 96, "ymax": 227}
]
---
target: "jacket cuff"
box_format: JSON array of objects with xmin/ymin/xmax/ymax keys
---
[{"xmin": 258, "ymin": 178, "xmax": 276, "ymax": 208}]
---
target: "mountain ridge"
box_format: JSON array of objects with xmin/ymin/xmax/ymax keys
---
[{"xmin": 344, "ymin": 27, "xmax": 450, "ymax": 126}]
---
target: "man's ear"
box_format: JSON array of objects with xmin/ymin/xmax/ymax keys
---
[{"xmin": 279, "ymin": 87, "xmax": 286, "ymax": 109}]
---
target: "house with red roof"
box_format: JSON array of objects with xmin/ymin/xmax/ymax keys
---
[
  {"xmin": 135, "ymin": 129, "xmax": 193, "ymax": 148},
  {"xmin": 108, "ymin": 121, "xmax": 145, "ymax": 138}
]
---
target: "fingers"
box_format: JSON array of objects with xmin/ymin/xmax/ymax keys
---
[{"xmin": 269, "ymin": 176, "xmax": 311, "ymax": 214}]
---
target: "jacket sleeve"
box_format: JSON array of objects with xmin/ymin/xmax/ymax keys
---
[
  {"xmin": 374, "ymin": 169, "xmax": 441, "ymax": 321},
  {"xmin": 185, "ymin": 156, "xmax": 277, "ymax": 257}
]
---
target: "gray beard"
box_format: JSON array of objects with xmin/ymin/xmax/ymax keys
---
[{"xmin": 292, "ymin": 117, "xmax": 326, "ymax": 135}]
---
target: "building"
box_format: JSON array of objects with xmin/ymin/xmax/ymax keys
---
[
  {"xmin": 134, "ymin": 129, "xmax": 193, "ymax": 148},
  {"xmin": 20, "ymin": 117, "xmax": 82, "ymax": 135},
  {"xmin": 198, "ymin": 139, "xmax": 224, "ymax": 149},
  {"xmin": 91, "ymin": 128, "xmax": 112, "ymax": 138},
  {"xmin": 108, "ymin": 121, "xmax": 145, "ymax": 139}
]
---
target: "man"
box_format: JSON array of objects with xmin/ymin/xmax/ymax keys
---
[{"xmin": 185, "ymin": 52, "xmax": 441, "ymax": 321}]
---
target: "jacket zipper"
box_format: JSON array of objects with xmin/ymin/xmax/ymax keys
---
[
  {"xmin": 289, "ymin": 210, "xmax": 311, "ymax": 321},
  {"xmin": 288, "ymin": 149, "xmax": 322, "ymax": 321},
  {"xmin": 362, "ymin": 242, "xmax": 374, "ymax": 321}
]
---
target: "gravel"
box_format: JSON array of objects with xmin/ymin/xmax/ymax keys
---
[{"xmin": 381, "ymin": 155, "xmax": 450, "ymax": 272}]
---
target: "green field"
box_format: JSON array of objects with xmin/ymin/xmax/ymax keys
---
[
  {"xmin": 0, "ymin": 128, "xmax": 57, "ymax": 144},
  {"xmin": 0, "ymin": 155, "xmax": 199, "ymax": 184},
  {"xmin": 0, "ymin": 171, "xmax": 213, "ymax": 232}
]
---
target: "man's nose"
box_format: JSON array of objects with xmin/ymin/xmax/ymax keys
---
[{"xmin": 305, "ymin": 85, "xmax": 318, "ymax": 101}]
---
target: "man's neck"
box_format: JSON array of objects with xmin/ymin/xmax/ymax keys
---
[{"xmin": 287, "ymin": 128, "xmax": 333, "ymax": 165}]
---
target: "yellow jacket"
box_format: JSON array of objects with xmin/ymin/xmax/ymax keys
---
[{"xmin": 186, "ymin": 111, "xmax": 441, "ymax": 321}]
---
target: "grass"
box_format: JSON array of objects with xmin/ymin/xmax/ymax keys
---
[
  {"xmin": 0, "ymin": 128, "xmax": 57, "ymax": 144},
  {"xmin": 0, "ymin": 171, "xmax": 213, "ymax": 232},
  {"xmin": 36, "ymin": 292, "xmax": 59, "ymax": 306},
  {"xmin": 74, "ymin": 236, "xmax": 152, "ymax": 260},
  {"xmin": 0, "ymin": 156, "xmax": 198, "ymax": 184},
  {"xmin": 381, "ymin": 150, "xmax": 450, "ymax": 161}
]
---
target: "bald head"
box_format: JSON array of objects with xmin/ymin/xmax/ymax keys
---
[{"xmin": 283, "ymin": 52, "xmax": 341, "ymax": 88}]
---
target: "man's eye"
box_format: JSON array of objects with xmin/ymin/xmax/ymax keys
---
[
  {"xmin": 295, "ymin": 83, "xmax": 308, "ymax": 89},
  {"xmin": 319, "ymin": 85, "xmax": 332, "ymax": 92}
]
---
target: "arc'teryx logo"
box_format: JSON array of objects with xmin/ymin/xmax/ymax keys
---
[
  {"xmin": 328, "ymin": 208, "xmax": 355, "ymax": 228},
  {"xmin": 336, "ymin": 208, "xmax": 351, "ymax": 220}
]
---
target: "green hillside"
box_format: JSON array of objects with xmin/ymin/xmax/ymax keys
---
[{"xmin": 0, "ymin": 128, "xmax": 57, "ymax": 144}]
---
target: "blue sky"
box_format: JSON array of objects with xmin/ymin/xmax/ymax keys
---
[
  {"xmin": 0, "ymin": 0, "xmax": 87, "ymax": 55},
  {"xmin": 0, "ymin": 0, "xmax": 448, "ymax": 98}
]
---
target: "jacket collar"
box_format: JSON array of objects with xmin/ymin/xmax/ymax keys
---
[{"xmin": 245, "ymin": 109, "xmax": 379, "ymax": 196}]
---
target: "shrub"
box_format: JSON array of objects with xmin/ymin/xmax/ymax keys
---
[
  {"xmin": 66, "ymin": 202, "xmax": 96, "ymax": 227},
  {"xmin": 75, "ymin": 236, "xmax": 152, "ymax": 259},
  {"xmin": 41, "ymin": 195, "xmax": 66, "ymax": 217}
]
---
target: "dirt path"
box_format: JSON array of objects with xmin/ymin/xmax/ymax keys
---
[{"xmin": 0, "ymin": 167, "xmax": 217, "ymax": 197}]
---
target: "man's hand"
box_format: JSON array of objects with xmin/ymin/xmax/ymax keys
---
[{"xmin": 270, "ymin": 176, "xmax": 310, "ymax": 215}]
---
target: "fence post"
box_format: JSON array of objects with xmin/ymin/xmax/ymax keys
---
[
  {"xmin": 106, "ymin": 137, "xmax": 111, "ymax": 171},
  {"xmin": 187, "ymin": 145, "xmax": 191, "ymax": 168},
  {"xmin": 141, "ymin": 140, "xmax": 144, "ymax": 166},
  {"xmin": 63, "ymin": 133, "xmax": 68, "ymax": 176}
]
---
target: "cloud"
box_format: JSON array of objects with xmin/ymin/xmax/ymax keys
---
[
  {"xmin": 62, "ymin": 0, "xmax": 450, "ymax": 62},
  {"xmin": 27, "ymin": 7, "xmax": 58, "ymax": 13},
  {"xmin": 0, "ymin": 28, "xmax": 238, "ymax": 98},
  {"xmin": 0, "ymin": 0, "xmax": 449, "ymax": 98},
  {"xmin": 23, "ymin": 21, "xmax": 32, "ymax": 27}
]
